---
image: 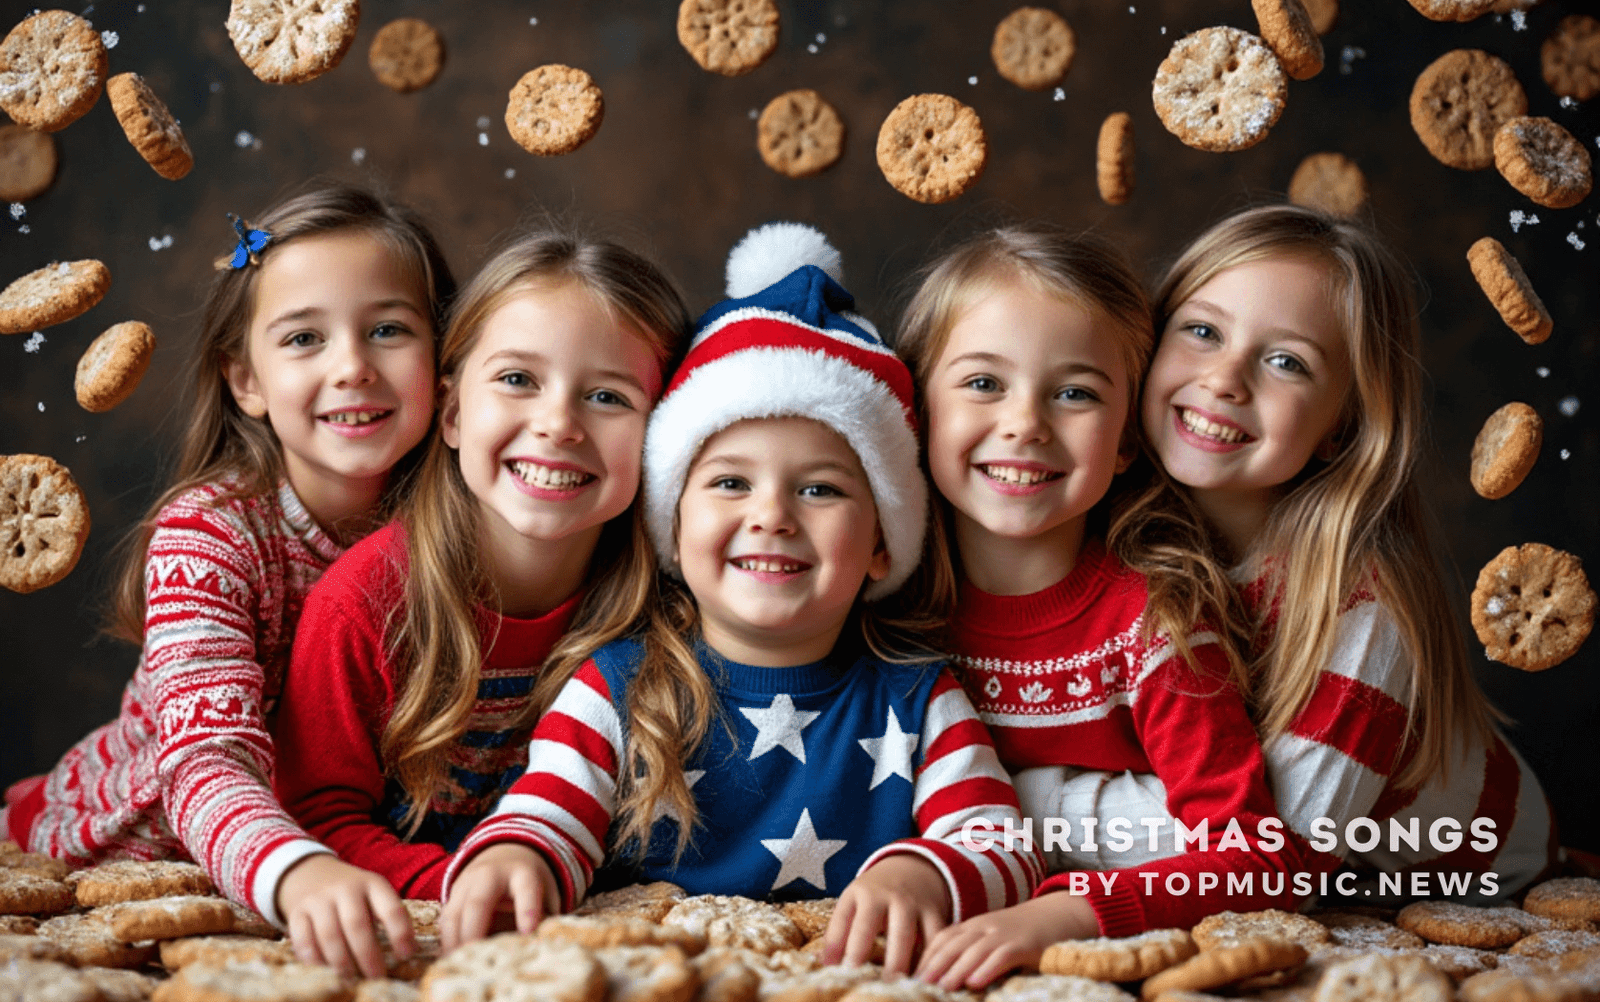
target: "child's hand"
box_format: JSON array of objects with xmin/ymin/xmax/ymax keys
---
[
  {"xmin": 823, "ymin": 855, "xmax": 951, "ymax": 975},
  {"xmin": 277, "ymin": 853, "xmax": 415, "ymax": 980},
  {"xmin": 440, "ymin": 842, "xmax": 561, "ymax": 951},
  {"xmin": 913, "ymin": 891, "xmax": 1100, "ymax": 990}
]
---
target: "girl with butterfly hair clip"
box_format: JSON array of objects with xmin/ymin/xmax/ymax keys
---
[{"xmin": 2, "ymin": 184, "xmax": 453, "ymax": 950}]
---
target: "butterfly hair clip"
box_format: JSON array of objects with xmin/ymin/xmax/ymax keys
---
[{"xmin": 225, "ymin": 213, "xmax": 272, "ymax": 269}]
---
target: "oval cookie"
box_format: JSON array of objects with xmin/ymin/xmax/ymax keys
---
[
  {"xmin": 1525, "ymin": 878, "xmax": 1600, "ymax": 924},
  {"xmin": 369, "ymin": 17, "xmax": 445, "ymax": 93},
  {"xmin": 1288, "ymin": 152, "xmax": 1368, "ymax": 217},
  {"xmin": 1470, "ymin": 402, "xmax": 1541, "ymax": 500},
  {"xmin": 758, "ymin": 89, "xmax": 844, "ymax": 178},
  {"xmin": 0, "ymin": 259, "xmax": 111, "ymax": 334},
  {"xmin": 1252, "ymin": 0, "xmax": 1324, "ymax": 80},
  {"xmin": 1139, "ymin": 940, "xmax": 1306, "ymax": 999},
  {"xmin": 1303, "ymin": 0, "xmax": 1339, "ymax": 34},
  {"xmin": 163, "ymin": 960, "xmax": 350, "ymax": 1002},
  {"xmin": 1494, "ymin": 116, "xmax": 1593, "ymax": 209},
  {"xmin": 421, "ymin": 933, "xmax": 606, "ymax": 1002},
  {"xmin": 1470, "ymin": 544, "xmax": 1596, "ymax": 671},
  {"xmin": 227, "ymin": 0, "xmax": 360, "ymax": 84},
  {"xmin": 1409, "ymin": 49, "xmax": 1527, "ymax": 171},
  {"xmin": 0, "ymin": 454, "xmax": 91, "ymax": 595},
  {"xmin": 1151, "ymin": 26, "xmax": 1287, "ymax": 153},
  {"xmin": 1097, "ymin": 112, "xmax": 1135, "ymax": 205},
  {"xmin": 677, "ymin": 0, "xmax": 780, "ymax": 77},
  {"xmin": 76, "ymin": 321, "xmax": 156, "ymax": 414},
  {"xmin": 1192, "ymin": 910, "xmax": 1331, "ymax": 952},
  {"xmin": 1041, "ymin": 928, "xmax": 1196, "ymax": 982},
  {"xmin": 107, "ymin": 73, "xmax": 193, "ymax": 181},
  {"xmin": 68, "ymin": 858, "xmax": 211, "ymax": 907},
  {"xmin": 0, "ymin": 124, "xmax": 57, "ymax": 202},
  {"xmin": 1314, "ymin": 952, "xmax": 1452, "ymax": 1002},
  {"xmin": 0, "ymin": 10, "xmax": 108, "ymax": 133},
  {"xmin": 505, "ymin": 64, "xmax": 605, "ymax": 156},
  {"xmin": 1466, "ymin": 236, "xmax": 1552, "ymax": 344},
  {"xmin": 1407, "ymin": 0, "xmax": 1497, "ymax": 20},
  {"xmin": 991, "ymin": 7, "xmax": 1076, "ymax": 91},
  {"xmin": 875, "ymin": 93, "xmax": 987, "ymax": 204},
  {"xmin": 1542, "ymin": 15, "xmax": 1600, "ymax": 102}
]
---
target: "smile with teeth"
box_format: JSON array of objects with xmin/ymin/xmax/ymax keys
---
[
  {"xmin": 509, "ymin": 460, "xmax": 594, "ymax": 489},
  {"xmin": 731, "ymin": 557, "xmax": 808, "ymax": 574},
  {"xmin": 1178, "ymin": 407, "xmax": 1250, "ymax": 444},
  {"xmin": 319, "ymin": 409, "xmax": 391, "ymax": 425},
  {"xmin": 978, "ymin": 464, "xmax": 1062, "ymax": 485}
]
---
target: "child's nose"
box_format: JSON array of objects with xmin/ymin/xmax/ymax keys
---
[
  {"xmin": 745, "ymin": 486, "xmax": 796, "ymax": 535},
  {"xmin": 999, "ymin": 395, "xmax": 1050, "ymax": 442},
  {"xmin": 528, "ymin": 393, "xmax": 583, "ymax": 443},
  {"xmin": 329, "ymin": 337, "xmax": 377, "ymax": 388},
  {"xmin": 1199, "ymin": 353, "xmax": 1250, "ymax": 401}
]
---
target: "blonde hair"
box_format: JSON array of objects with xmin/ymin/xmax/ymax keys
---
[
  {"xmin": 107, "ymin": 183, "xmax": 454, "ymax": 643},
  {"xmin": 1143, "ymin": 203, "xmax": 1495, "ymax": 788},
  {"xmin": 383, "ymin": 230, "xmax": 690, "ymax": 837}
]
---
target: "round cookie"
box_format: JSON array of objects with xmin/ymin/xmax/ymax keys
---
[
  {"xmin": 0, "ymin": 10, "xmax": 107, "ymax": 132},
  {"xmin": 0, "ymin": 123, "xmax": 57, "ymax": 201},
  {"xmin": 539, "ymin": 914, "xmax": 706, "ymax": 955},
  {"xmin": 574, "ymin": 882, "xmax": 686, "ymax": 924},
  {"xmin": 988, "ymin": 974, "xmax": 1135, "ymax": 1002},
  {"xmin": 159, "ymin": 934, "xmax": 296, "ymax": 971},
  {"xmin": 227, "ymin": 0, "xmax": 360, "ymax": 85},
  {"xmin": 1314, "ymin": 912, "xmax": 1426, "ymax": 950},
  {"xmin": 226, "ymin": 901, "xmax": 282, "ymax": 939},
  {"xmin": 76, "ymin": 321, "xmax": 157, "ymax": 414},
  {"xmin": 1466, "ymin": 236, "xmax": 1552, "ymax": 344},
  {"xmin": 369, "ymin": 18, "xmax": 445, "ymax": 93},
  {"xmin": 1526, "ymin": 879, "xmax": 1600, "ymax": 924},
  {"xmin": 38, "ymin": 912, "xmax": 158, "ymax": 969},
  {"xmin": 101, "ymin": 894, "xmax": 235, "ymax": 942},
  {"xmin": 596, "ymin": 945, "xmax": 699, "ymax": 1002},
  {"xmin": 107, "ymin": 73, "xmax": 193, "ymax": 180},
  {"xmin": 1471, "ymin": 544, "xmax": 1596, "ymax": 672},
  {"xmin": 838, "ymin": 978, "xmax": 976, "ymax": 1002},
  {"xmin": 1151, "ymin": 26, "xmax": 1287, "ymax": 153},
  {"xmin": 0, "ymin": 959, "xmax": 99, "ymax": 1002},
  {"xmin": 1409, "ymin": 50, "xmax": 1527, "ymax": 171},
  {"xmin": 780, "ymin": 900, "xmax": 836, "ymax": 942},
  {"xmin": 1418, "ymin": 944, "xmax": 1500, "ymax": 981},
  {"xmin": 1510, "ymin": 930, "xmax": 1600, "ymax": 959},
  {"xmin": 991, "ymin": 7, "xmax": 1077, "ymax": 91},
  {"xmin": 759, "ymin": 962, "xmax": 878, "ymax": 1002},
  {"xmin": 0, "ymin": 454, "xmax": 91, "ymax": 595},
  {"xmin": 1406, "ymin": 0, "xmax": 1496, "ymax": 20},
  {"xmin": 1138, "ymin": 940, "xmax": 1307, "ymax": 999},
  {"xmin": 874, "ymin": 93, "xmax": 987, "ymax": 204},
  {"xmin": 1097, "ymin": 112, "xmax": 1135, "ymax": 205},
  {"xmin": 1470, "ymin": 402, "xmax": 1541, "ymax": 500},
  {"xmin": 0, "ymin": 866, "xmax": 75, "ymax": 915},
  {"xmin": 1397, "ymin": 901, "xmax": 1528, "ymax": 948},
  {"xmin": 78, "ymin": 967, "xmax": 160, "ymax": 1002},
  {"xmin": 1302, "ymin": 0, "xmax": 1339, "ymax": 34},
  {"xmin": 690, "ymin": 948, "xmax": 761, "ymax": 1002},
  {"xmin": 758, "ymin": 90, "xmax": 845, "ymax": 178},
  {"xmin": 677, "ymin": 0, "xmax": 780, "ymax": 77},
  {"xmin": 1041, "ymin": 928, "xmax": 1197, "ymax": 982},
  {"xmin": 1193, "ymin": 910, "xmax": 1331, "ymax": 952},
  {"xmin": 505, "ymin": 64, "xmax": 605, "ymax": 156},
  {"xmin": 161, "ymin": 959, "xmax": 351, "ymax": 1002},
  {"xmin": 1542, "ymin": 15, "xmax": 1600, "ymax": 102},
  {"xmin": 1252, "ymin": 0, "xmax": 1324, "ymax": 80},
  {"xmin": 1458, "ymin": 967, "xmax": 1590, "ymax": 1002},
  {"xmin": 0, "ymin": 259, "xmax": 112, "ymax": 334},
  {"xmin": 1312, "ymin": 952, "xmax": 1452, "ymax": 1002},
  {"xmin": 662, "ymin": 896, "xmax": 805, "ymax": 955},
  {"xmin": 1494, "ymin": 116, "xmax": 1592, "ymax": 210},
  {"xmin": 1288, "ymin": 152, "xmax": 1368, "ymax": 218},
  {"xmin": 69, "ymin": 858, "xmax": 212, "ymax": 907},
  {"xmin": 357, "ymin": 981, "xmax": 422, "ymax": 1002},
  {"xmin": 421, "ymin": 933, "xmax": 606, "ymax": 1002}
]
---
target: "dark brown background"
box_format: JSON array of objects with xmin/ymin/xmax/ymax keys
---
[{"xmin": 2, "ymin": 0, "xmax": 1596, "ymax": 853}]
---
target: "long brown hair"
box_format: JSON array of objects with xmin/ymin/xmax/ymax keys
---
[
  {"xmin": 107, "ymin": 184, "xmax": 454, "ymax": 643},
  {"xmin": 382, "ymin": 231, "xmax": 691, "ymax": 836},
  {"xmin": 1133, "ymin": 204, "xmax": 1495, "ymax": 788}
]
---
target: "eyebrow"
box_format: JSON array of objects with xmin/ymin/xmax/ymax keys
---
[
  {"xmin": 694, "ymin": 453, "xmax": 861, "ymax": 477},
  {"xmin": 479, "ymin": 348, "xmax": 649, "ymax": 391},
  {"xmin": 262, "ymin": 299, "xmax": 426, "ymax": 331},
  {"xmin": 944, "ymin": 350, "xmax": 1115, "ymax": 383},
  {"xmin": 1178, "ymin": 299, "xmax": 1330, "ymax": 359}
]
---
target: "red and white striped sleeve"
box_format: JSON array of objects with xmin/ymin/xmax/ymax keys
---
[
  {"xmin": 443, "ymin": 661, "xmax": 622, "ymax": 911},
  {"xmin": 859, "ymin": 670, "xmax": 1044, "ymax": 920}
]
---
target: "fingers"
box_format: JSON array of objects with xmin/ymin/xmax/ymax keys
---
[
  {"xmin": 821, "ymin": 895, "xmax": 856, "ymax": 965},
  {"xmin": 507, "ymin": 865, "xmax": 544, "ymax": 934},
  {"xmin": 843, "ymin": 898, "xmax": 886, "ymax": 968},
  {"xmin": 881, "ymin": 903, "xmax": 918, "ymax": 977},
  {"xmin": 335, "ymin": 892, "xmax": 388, "ymax": 981},
  {"xmin": 288, "ymin": 907, "xmax": 324, "ymax": 968},
  {"xmin": 371, "ymin": 884, "xmax": 416, "ymax": 962},
  {"xmin": 966, "ymin": 943, "xmax": 1030, "ymax": 990}
]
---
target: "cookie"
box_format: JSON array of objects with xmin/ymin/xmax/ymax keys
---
[
  {"xmin": 1417, "ymin": 944, "xmax": 1500, "ymax": 981},
  {"xmin": 160, "ymin": 933, "xmax": 296, "ymax": 970},
  {"xmin": 0, "ymin": 454, "xmax": 92, "ymax": 595},
  {"xmin": 1458, "ymin": 967, "xmax": 1591, "ymax": 1002},
  {"xmin": 596, "ymin": 945, "xmax": 699, "ymax": 1002},
  {"xmin": 1470, "ymin": 402, "xmax": 1542, "ymax": 500},
  {"xmin": 1466, "ymin": 236, "xmax": 1552, "ymax": 345},
  {"xmin": 356, "ymin": 981, "xmax": 421, "ymax": 1002},
  {"xmin": 1511, "ymin": 930, "xmax": 1600, "ymax": 959},
  {"xmin": 80, "ymin": 967, "xmax": 161, "ymax": 1002},
  {"xmin": 1096, "ymin": 112, "xmax": 1135, "ymax": 205},
  {"xmin": 0, "ymin": 849, "xmax": 72, "ymax": 880},
  {"xmin": 780, "ymin": 900, "xmax": 836, "ymax": 942},
  {"xmin": 1042, "ymin": 928, "xmax": 1198, "ymax": 982},
  {"xmin": 0, "ymin": 123, "xmax": 57, "ymax": 201},
  {"xmin": 989, "ymin": 974, "xmax": 1136, "ymax": 1002},
  {"xmin": 0, "ymin": 931, "xmax": 69, "ymax": 962},
  {"xmin": 1252, "ymin": 0, "xmax": 1324, "ymax": 80},
  {"xmin": 0, "ymin": 10, "xmax": 107, "ymax": 132},
  {"xmin": 403, "ymin": 899, "xmax": 440, "ymax": 937},
  {"xmin": 75, "ymin": 320, "xmax": 157, "ymax": 414},
  {"xmin": 226, "ymin": 0, "xmax": 360, "ymax": 85},
  {"xmin": 1150, "ymin": 27, "xmax": 1287, "ymax": 153},
  {"xmin": 575, "ymin": 882, "xmax": 687, "ymax": 924},
  {"xmin": 539, "ymin": 914, "xmax": 706, "ymax": 955},
  {"xmin": 369, "ymin": 18, "xmax": 444, "ymax": 93},
  {"xmin": 874, "ymin": 93, "xmax": 987, "ymax": 204},
  {"xmin": 1526, "ymin": 879, "xmax": 1600, "ymax": 924},
  {"xmin": 106, "ymin": 73, "xmax": 193, "ymax": 181},
  {"xmin": 227, "ymin": 901, "xmax": 282, "ymax": 939},
  {"xmin": 1314, "ymin": 913, "xmax": 1425, "ymax": 950},
  {"xmin": 690, "ymin": 948, "xmax": 760, "ymax": 1002},
  {"xmin": 760, "ymin": 963, "xmax": 878, "ymax": 1002},
  {"xmin": 757, "ymin": 90, "xmax": 844, "ymax": 178},
  {"xmin": 1397, "ymin": 901, "xmax": 1528, "ymax": 948},
  {"xmin": 1409, "ymin": 50, "xmax": 1527, "ymax": 171},
  {"xmin": 156, "ymin": 959, "xmax": 351, "ymax": 1002},
  {"xmin": 69, "ymin": 859, "xmax": 214, "ymax": 907},
  {"xmin": 1194, "ymin": 910, "xmax": 1332, "ymax": 953},
  {"xmin": 39, "ymin": 912, "xmax": 159, "ymax": 968},
  {"xmin": 0, "ymin": 914, "xmax": 39, "ymax": 933},
  {"xmin": 663, "ymin": 897, "xmax": 805, "ymax": 956},
  {"xmin": 0, "ymin": 958, "xmax": 99, "ymax": 1002},
  {"xmin": 420, "ymin": 933, "xmax": 606, "ymax": 1002},
  {"xmin": 0, "ymin": 259, "xmax": 112, "ymax": 334},
  {"xmin": 102, "ymin": 895, "xmax": 235, "ymax": 942},
  {"xmin": 1311, "ymin": 952, "xmax": 1452, "ymax": 1002},
  {"xmin": 677, "ymin": 0, "xmax": 779, "ymax": 77},
  {"xmin": 1288, "ymin": 152, "xmax": 1368, "ymax": 218},
  {"xmin": 1406, "ymin": 0, "xmax": 1496, "ymax": 20},
  {"xmin": 990, "ymin": 7, "xmax": 1076, "ymax": 91},
  {"xmin": 1302, "ymin": 0, "xmax": 1339, "ymax": 34},
  {"xmin": 1542, "ymin": 15, "xmax": 1600, "ymax": 102},
  {"xmin": 1471, "ymin": 544, "xmax": 1597, "ymax": 672},
  {"xmin": 836, "ymin": 979, "xmax": 970, "ymax": 1002},
  {"xmin": 1494, "ymin": 116, "xmax": 1593, "ymax": 209},
  {"xmin": 1139, "ymin": 941, "xmax": 1307, "ymax": 1000},
  {"xmin": 504, "ymin": 64, "xmax": 605, "ymax": 156}
]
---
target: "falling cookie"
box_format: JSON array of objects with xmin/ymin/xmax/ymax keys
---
[
  {"xmin": 1542, "ymin": 15, "xmax": 1600, "ymax": 102},
  {"xmin": 1470, "ymin": 402, "xmax": 1542, "ymax": 500},
  {"xmin": 1466, "ymin": 236, "xmax": 1552, "ymax": 344},
  {"xmin": 875, "ymin": 93, "xmax": 988, "ymax": 203},
  {"xmin": 991, "ymin": 7, "xmax": 1077, "ymax": 91},
  {"xmin": 76, "ymin": 321, "xmax": 156, "ymax": 414},
  {"xmin": 1151, "ymin": 26, "xmax": 1288, "ymax": 153},
  {"xmin": 227, "ymin": 0, "xmax": 360, "ymax": 85},
  {"xmin": 1252, "ymin": 0, "xmax": 1324, "ymax": 80},
  {"xmin": 1096, "ymin": 112, "xmax": 1135, "ymax": 205},
  {"xmin": 1406, "ymin": 0, "xmax": 1497, "ymax": 20},
  {"xmin": 0, "ymin": 124, "xmax": 57, "ymax": 202},
  {"xmin": 1288, "ymin": 152, "xmax": 1368, "ymax": 217},
  {"xmin": 757, "ymin": 89, "xmax": 844, "ymax": 178},
  {"xmin": 1302, "ymin": 0, "xmax": 1339, "ymax": 34},
  {"xmin": 369, "ymin": 17, "xmax": 445, "ymax": 93},
  {"xmin": 0, "ymin": 259, "xmax": 112, "ymax": 334},
  {"xmin": 1494, "ymin": 116, "xmax": 1593, "ymax": 209},
  {"xmin": 677, "ymin": 0, "xmax": 780, "ymax": 77},
  {"xmin": 505, "ymin": 64, "xmax": 605, "ymax": 156},
  {"xmin": 107, "ymin": 73, "xmax": 193, "ymax": 181},
  {"xmin": 1410, "ymin": 49, "xmax": 1527, "ymax": 171},
  {"xmin": 0, "ymin": 10, "xmax": 108, "ymax": 132},
  {"xmin": 1471, "ymin": 545, "xmax": 1597, "ymax": 672},
  {"xmin": 0, "ymin": 454, "xmax": 91, "ymax": 595}
]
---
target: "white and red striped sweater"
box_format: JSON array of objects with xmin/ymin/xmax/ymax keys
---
[{"xmin": 5, "ymin": 481, "xmax": 339, "ymax": 926}]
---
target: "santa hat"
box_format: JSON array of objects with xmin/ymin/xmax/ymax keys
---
[{"xmin": 644, "ymin": 222, "xmax": 927, "ymax": 601}]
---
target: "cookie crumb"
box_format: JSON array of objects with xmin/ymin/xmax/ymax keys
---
[
  {"xmin": 1559, "ymin": 396, "xmax": 1580, "ymax": 417},
  {"xmin": 478, "ymin": 132, "xmax": 488, "ymax": 146},
  {"xmin": 477, "ymin": 115, "xmax": 491, "ymax": 129},
  {"xmin": 1340, "ymin": 45, "xmax": 1366, "ymax": 74},
  {"xmin": 504, "ymin": 168, "xmax": 516, "ymax": 179},
  {"xmin": 1561, "ymin": 449, "xmax": 1571, "ymax": 459},
  {"xmin": 351, "ymin": 147, "xmax": 365, "ymax": 164},
  {"xmin": 8, "ymin": 204, "xmax": 23, "ymax": 220},
  {"xmin": 100, "ymin": 29, "xmax": 117, "ymax": 47},
  {"xmin": 1512, "ymin": 10, "xmax": 1527, "ymax": 29},
  {"xmin": 1538, "ymin": 366, "xmax": 1550, "ymax": 377},
  {"xmin": 968, "ymin": 75, "xmax": 978, "ymax": 85},
  {"xmin": 23, "ymin": 331, "xmax": 42, "ymax": 352},
  {"xmin": 1569, "ymin": 231, "xmax": 1587, "ymax": 249},
  {"xmin": 1052, "ymin": 87, "xmax": 1064, "ymax": 100}
]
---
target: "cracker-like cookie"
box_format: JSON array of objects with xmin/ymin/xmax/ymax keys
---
[
  {"xmin": 991, "ymin": 7, "xmax": 1076, "ymax": 91},
  {"xmin": 356, "ymin": 981, "xmax": 421, "ymax": 1002},
  {"xmin": 0, "ymin": 123, "xmax": 57, "ymax": 202},
  {"xmin": 1471, "ymin": 544, "xmax": 1596, "ymax": 672},
  {"xmin": 1311, "ymin": 952, "xmax": 1452, "ymax": 1002},
  {"xmin": 690, "ymin": 947, "xmax": 760, "ymax": 1002},
  {"xmin": 39, "ymin": 911, "xmax": 159, "ymax": 968},
  {"xmin": 1417, "ymin": 944, "xmax": 1500, "ymax": 981},
  {"xmin": 1494, "ymin": 116, "xmax": 1593, "ymax": 209},
  {"xmin": 989, "ymin": 974, "xmax": 1136, "ymax": 1002},
  {"xmin": 677, "ymin": 0, "xmax": 780, "ymax": 77},
  {"xmin": 597, "ymin": 945, "xmax": 699, "ymax": 1002},
  {"xmin": 540, "ymin": 914, "xmax": 706, "ymax": 955},
  {"xmin": 1314, "ymin": 913, "xmax": 1425, "ymax": 950},
  {"xmin": 663, "ymin": 896, "xmax": 805, "ymax": 956},
  {"xmin": 0, "ymin": 10, "xmax": 107, "ymax": 133},
  {"xmin": 1194, "ymin": 910, "xmax": 1331, "ymax": 953},
  {"xmin": 1526, "ymin": 879, "xmax": 1600, "ymax": 924},
  {"xmin": 76, "ymin": 320, "xmax": 157, "ymax": 414},
  {"xmin": 874, "ymin": 93, "xmax": 987, "ymax": 204},
  {"xmin": 160, "ymin": 933, "xmax": 296, "ymax": 970},
  {"xmin": 227, "ymin": 900, "xmax": 282, "ymax": 939},
  {"xmin": 0, "ymin": 849, "xmax": 72, "ymax": 880},
  {"xmin": 1406, "ymin": 0, "xmax": 1496, "ymax": 20},
  {"xmin": 1151, "ymin": 27, "xmax": 1287, "ymax": 153},
  {"xmin": 1542, "ymin": 15, "xmax": 1600, "ymax": 102},
  {"xmin": 226, "ymin": 0, "xmax": 360, "ymax": 85},
  {"xmin": 836, "ymin": 978, "xmax": 971, "ymax": 1002},
  {"xmin": 369, "ymin": 18, "xmax": 444, "ymax": 93},
  {"xmin": 758, "ymin": 90, "xmax": 844, "ymax": 178},
  {"xmin": 1397, "ymin": 901, "xmax": 1528, "ymax": 948},
  {"xmin": 1409, "ymin": 50, "xmax": 1527, "ymax": 171},
  {"xmin": 1288, "ymin": 152, "xmax": 1368, "ymax": 218},
  {"xmin": 1252, "ymin": 0, "xmax": 1323, "ymax": 80},
  {"xmin": 69, "ymin": 859, "xmax": 213, "ymax": 907},
  {"xmin": 421, "ymin": 933, "xmax": 605, "ymax": 1002},
  {"xmin": 102, "ymin": 894, "xmax": 235, "ymax": 942},
  {"xmin": 1458, "ymin": 967, "xmax": 1590, "ymax": 1002},
  {"xmin": 0, "ymin": 931, "xmax": 69, "ymax": 962},
  {"xmin": 0, "ymin": 259, "xmax": 111, "ymax": 334},
  {"xmin": 760, "ymin": 963, "xmax": 878, "ymax": 1002},
  {"xmin": 1470, "ymin": 402, "xmax": 1542, "ymax": 500},
  {"xmin": 1139, "ymin": 940, "xmax": 1307, "ymax": 1000},
  {"xmin": 0, "ymin": 914, "xmax": 39, "ymax": 933},
  {"xmin": 1466, "ymin": 236, "xmax": 1552, "ymax": 345},
  {"xmin": 575, "ymin": 882, "xmax": 687, "ymax": 924},
  {"xmin": 157, "ymin": 959, "xmax": 351, "ymax": 1002},
  {"xmin": 80, "ymin": 966, "xmax": 161, "ymax": 1002},
  {"xmin": 0, "ymin": 454, "xmax": 92, "ymax": 595},
  {"xmin": 1302, "ymin": 0, "xmax": 1339, "ymax": 34},
  {"xmin": 780, "ymin": 900, "xmax": 836, "ymax": 942},
  {"xmin": 1097, "ymin": 112, "xmax": 1135, "ymax": 205},
  {"xmin": 0, "ymin": 958, "xmax": 99, "ymax": 1002},
  {"xmin": 505, "ymin": 64, "xmax": 605, "ymax": 156},
  {"xmin": 107, "ymin": 73, "xmax": 193, "ymax": 181},
  {"xmin": 1042, "ymin": 928, "xmax": 1197, "ymax": 982},
  {"xmin": 1510, "ymin": 930, "xmax": 1600, "ymax": 959}
]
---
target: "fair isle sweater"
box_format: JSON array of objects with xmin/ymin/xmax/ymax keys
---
[
  {"xmin": 444, "ymin": 639, "xmax": 1044, "ymax": 919},
  {"xmin": 950, "ymin": 540, "xmax": 1332, "ymax": 938},
  {"xmin": 7, "ymin": 481, "xmax": 342, "ymax": 926},
  {"xmin": 272, "ymin": 522, "xmax": 582, "ymax": 902}
]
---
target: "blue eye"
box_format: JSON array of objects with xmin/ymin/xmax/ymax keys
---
[
  {"xmin": 1056, "ymin": 386, "xmax": 1100, "ymax": 403},
  {"xmin": 371, "ymin": 322, "xmax": 408, "ymax": 340},
  {"xmin": 587, "ymin": 388, "xmax": 633, "ymax": 408},
  {"xmin": 1185, "ymin": 322, "xmax": 1219, "ymax": 342},
  {"xmin": 1266, "ymin": 353, "xmax": 1309, "ymax": 375}
]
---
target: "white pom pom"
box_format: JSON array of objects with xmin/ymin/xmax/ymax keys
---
[{"xmin": 724, "ymin": 222, "xmax": 843, "ymax": 298}]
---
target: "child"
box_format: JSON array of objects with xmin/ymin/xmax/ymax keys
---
[
  {"xmin": 898, "ymin": 224, "xmax": 1330, "ymax": 989},
  {"xmin": 270, "ymin": 231, "xmax": 692, "ymax": 977},
  {"xmin": 2, "ymin": 185, "xmax": 452, "ymax": 927},
  {"xmin": 438, "ymin": 224, "xmax": 1043, "ymax": 977}
]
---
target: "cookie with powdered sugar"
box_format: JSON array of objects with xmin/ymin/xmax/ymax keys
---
[
  {"xmin": 0, "ymin": 10, "xmax": 107, "ymax": 132},
  {"xmin": 108, "ymin": 73, "xmax": 193, "ymax": 180},
  {"xmin": 1041, "ymin": 928, "xmax": 1196, "ymax": 982},
  {"xmin": 227, "ymin": 0, "xmax": 360, "ymax": 84},
  {"xmin": 1471, "ymin": 545, "xmax": 1596, "ymax": 672},
  {"xmin": 505, "ymin": 64, "xmax": 605, "ymax": 156},
  {"xmin": 69, "ymin": 859, "xmax": 213, "ymax": 906},
  {"xmin": 1494, "ymin": 116, "xmax": 1593, "ymax": 209},
  {"xmin": 0, "ymin": 259, "xmax": 111, "ymax": 334},
  {"xmin": 1151, "ymin": 27, "xmax": 1287, "ymax": 153},
  {"xmin": 1406, "ymin": 0, "xmax": 1496, "ymax": 19},
  {"xmin": 0, "ymin": 124, "xmax": 58, "ymax": 202},
  {"xmin": 875, "ymin": 94, "xmax": 987, "ymax": 203}
]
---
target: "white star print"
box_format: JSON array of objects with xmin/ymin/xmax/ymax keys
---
[
  {"xmin": 761, "ymin": 808, "xmax": 847, "ymax": 892},
  {"xmin": 739, "ymin": 694, "xmax": 819, "ymax": 763},
  {"xmin": 858, "ymin": 707, "xmax": 918, "ymax": 790},
  {"xmin": 653, "ymin": 770, "xmax": 706, "ymax": 826}
]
